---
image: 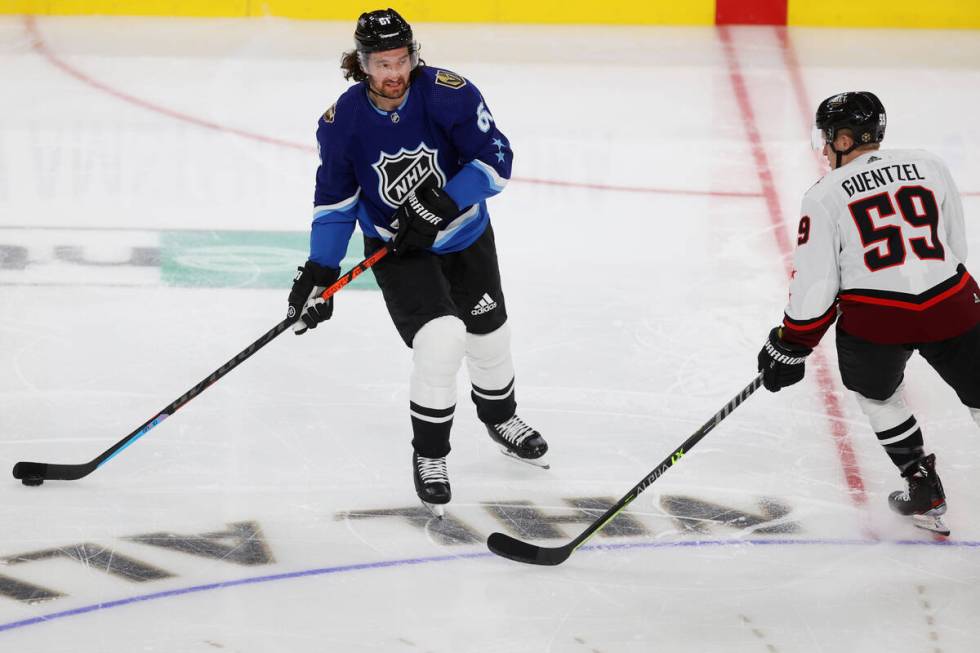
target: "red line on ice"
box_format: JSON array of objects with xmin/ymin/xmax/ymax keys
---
[{"xmin": 719, "ymin": 25, "xmax": 869, "ymax": 509}]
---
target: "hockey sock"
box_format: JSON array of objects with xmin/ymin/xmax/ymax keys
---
[
  {"xmin": 876, "ymin": 416, "xmax": 925, "ymax": 473},
  {"xmin": 471, "ymin": 378, "xmax": 516, "ymax": 425},
  {"xmin": 410, "ymin": 316, "xmax": 465, "ymax": 458},
  {"xmin": 855, "ymin": 389, "xmax": 924, "ymax": 473},
  {"xmin": 465, "ymin": 322, "xmax": 517, "ymax": 424}
]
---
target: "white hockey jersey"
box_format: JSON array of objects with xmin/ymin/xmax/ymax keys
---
[{"xmin": 782, "ymin": 149, "xmax": 980, "ymax": 346}]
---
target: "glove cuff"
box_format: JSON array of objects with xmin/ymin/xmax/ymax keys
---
[
  {"xmin": 765, "ymin": 327, "xmax": 811, "ymax": 364},
  {"xmin": 304, "ymin": 260, "xmax": 341, "ymax": 286}
]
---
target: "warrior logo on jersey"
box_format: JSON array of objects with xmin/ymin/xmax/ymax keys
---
[
  {"xmin": 435, "ymin": 70, "xmax": 466, "ymax": 89},
  {"xmin": 372, "ymin": 143, "xmax": 447, "ymax": 209}
]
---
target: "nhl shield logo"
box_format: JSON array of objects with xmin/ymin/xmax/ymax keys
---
[{"xmin": 372, "ymin": 143, "xmax": 447, "ymax": 209}]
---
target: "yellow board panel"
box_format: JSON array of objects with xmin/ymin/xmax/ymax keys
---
[
  {"xmin": 252, "ymin": 0, "xmax": 715, "ymax": 24},
  {"xmin": 1, "ymin": 1, "xmax": 247, "ymax": 16},
  {"xmin": 0, "ymin": 0, "xmax": 716, "ymax": 24},
  {"xmin": 789, "ymin": 0, "xmax": 980, "ymax": 29}
]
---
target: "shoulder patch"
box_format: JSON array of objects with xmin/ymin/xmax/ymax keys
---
[
  {"xmin": 434, "ymin": 70, "xmax": 466, "ymax": 90},
  {"xmin": 322, "ymin": 103, "xmax": 336, "ymax": 124}
]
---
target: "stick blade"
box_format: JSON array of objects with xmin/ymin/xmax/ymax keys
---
[
  {"xmin": 12, "ymin": 461, "xmax": 47, "ymax": 480},
  {"xmin": 486, "ymin": 532, "xmax": 571, "ymax": 566},
  {"xmin": 12, "ymin": 461, "xmax": 94, "ymax": 482}
]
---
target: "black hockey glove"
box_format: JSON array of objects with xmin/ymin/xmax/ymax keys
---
[
  {"xmin": 757, "ymin": 327, "xmax": 812, "ymax": 392},
  {"xmin": 392, "ymin": 187, "xmax": 461, "ymax": 256},
  {"xmin": 287, "ymin": 260, "xmax": 341, "ymax": 335}
]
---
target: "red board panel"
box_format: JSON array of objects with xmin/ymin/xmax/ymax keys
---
[{"xmin": 716, "ymin": 0, "xmax": 788, "ymax": 25}]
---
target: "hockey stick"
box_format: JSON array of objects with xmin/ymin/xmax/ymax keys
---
[
  {"xmin": 487, "ymin": 372, "xmax": 764, "ymax": 565},
  {"xmin": 12, "ymin": 245, "xmax": 391, "ymax": 485}
]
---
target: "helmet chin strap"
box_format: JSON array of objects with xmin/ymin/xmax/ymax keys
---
[{"xmin": 828, "ymin": 141, "xmax": 859, "ymax": 169}]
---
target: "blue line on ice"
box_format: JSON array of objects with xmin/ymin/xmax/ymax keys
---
[{"xmin": 0, "ymin": 537, "xmax": 977, "ymax": 634}]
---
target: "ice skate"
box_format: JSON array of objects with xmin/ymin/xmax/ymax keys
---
[
  {"xmin": 888, "ymin": 453, "xmax": 949, "ymax": 536},
  {"xmin": 413, "ymin": 453, "xmax": 450, "ymax": 518},
  {"xmin": 486, "ymin": 415, "xmax": 550, "ymax": 469}
]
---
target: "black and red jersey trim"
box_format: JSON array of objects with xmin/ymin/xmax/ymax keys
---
[
  {"xmin": 782, "ymin": 303, "xmax": 837, "ymax": 348},
  {"xmin": 839, "ymin": 265, "xmax": 971, "ymax": 309},
  {"xmin": 837, "ymin": 265, "xmax": 980, "ymax": 344}
]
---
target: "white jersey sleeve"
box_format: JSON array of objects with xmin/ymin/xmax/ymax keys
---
[
  {"xmin": 781, "ymin": 189, "xmax": 840, "ymax": 346},
  {"xmin": 938, "ymin": 158, "xmax": 968, "ymax": 263}
]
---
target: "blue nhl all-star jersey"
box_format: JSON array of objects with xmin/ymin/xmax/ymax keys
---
[{"xmin": 308, "ymin": 66, "xmax": 512, "ymax": 269}]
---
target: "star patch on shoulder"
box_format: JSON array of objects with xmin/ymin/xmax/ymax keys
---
[
  {"xmin": 322, "ymin": 103, "xmax": 336, "ymax": 124},
  {"xmin": 435, "ymin": 70, "xmax": 466, "ymax": 90}
]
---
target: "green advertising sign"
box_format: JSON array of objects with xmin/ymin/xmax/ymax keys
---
[{"xmin": 160, "ymin": 231, "xmax": 377, "ymax": 290}]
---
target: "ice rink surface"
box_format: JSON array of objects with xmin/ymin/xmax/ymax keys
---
[{"xmin": 2, "ymin": 14, "xmax": 980, "ymax": 652}]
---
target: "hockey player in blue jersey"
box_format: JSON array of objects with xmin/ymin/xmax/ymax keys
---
[{"xmin": 286, "ymin": 8, "xmax": 548, "ymax": 516}]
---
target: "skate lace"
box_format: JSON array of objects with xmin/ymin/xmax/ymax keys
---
[
  {"xmin": 898, "ymin": 473, "xmax": 933, "ymax": 503},
  {"xmin": 894, "ymin": 474, "xmax": 920, "ymax": 502},
  {"xmin": 416, "ymin": 456, "xmax": 448, "ymax": 484},
  {"xmin": 495, "ymin": 416, "xmax": 535, "ymax": 446}
]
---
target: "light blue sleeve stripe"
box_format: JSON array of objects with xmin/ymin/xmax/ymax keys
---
[
  {"xmin": 469, "ymin": 159, "xmax": 508, "ymax": 192},
  {"xmin": 313, "ymin": 190, "xmax": 360, "ymax": 222}
]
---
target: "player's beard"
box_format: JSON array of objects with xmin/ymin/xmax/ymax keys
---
[{"xmin": 369, "ymin": 75, "xmax": 409, "ymax": 101}]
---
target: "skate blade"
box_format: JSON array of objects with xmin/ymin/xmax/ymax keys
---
[
  {"xmin": 911, "ymin": 513, "xmax": 950, "ymax": 537},
  {"xmin": 421, "ymin": 501, "xmax": 445, "ymax": 519},
  {"xmin": 500, "ymin": 447, "xmax": 550, "ymax": 470}
]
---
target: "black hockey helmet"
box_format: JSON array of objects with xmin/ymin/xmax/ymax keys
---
[
  {"xmin": 813, "ymin": 91, "xmax": 886, "ymax": 168},
  {"xmin": 814, "ymin": 91, "xmax": 886, "ymax": 147},
  {"xmin": 354, "ymin": 8, "xmax": 419, "ymax": 67}
]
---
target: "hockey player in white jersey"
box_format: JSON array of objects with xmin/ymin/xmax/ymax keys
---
[{"xmin": 757, "ymin": 91, "xmax": 980, "ymax": 536}]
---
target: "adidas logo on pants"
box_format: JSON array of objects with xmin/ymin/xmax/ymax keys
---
[{"xmin": 471, "ymin": 293, "xmax": 498, "ymax": 316}]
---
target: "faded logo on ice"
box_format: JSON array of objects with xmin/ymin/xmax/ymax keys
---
[{"xmin": 372, "ymin": 142, "xmax": 446, "ymax": 209}]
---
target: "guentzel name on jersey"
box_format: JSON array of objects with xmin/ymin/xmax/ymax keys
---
[{"xmin": 840, "ymin": 163, "xmax": 926, "ymax": 197}]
